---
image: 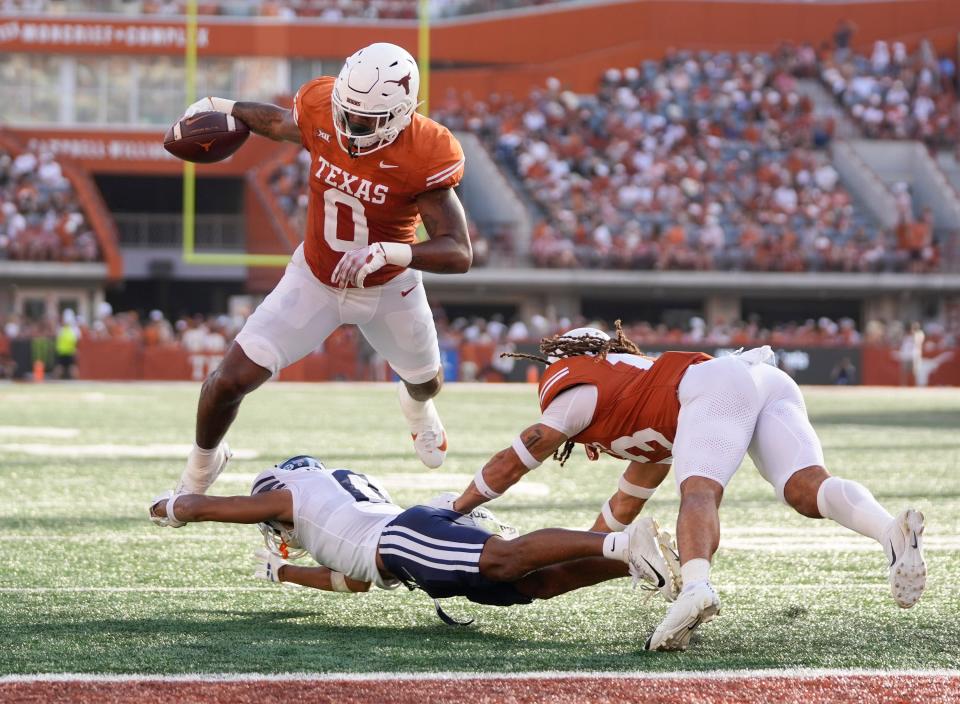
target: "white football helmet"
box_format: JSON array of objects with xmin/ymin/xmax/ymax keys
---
[
  {"xmin": 250, "ymin": 458, "xmax": 323, "ymax": 560},
  {"xmin": 548, "ymin": 327, "xmax": 610, "ymax": 362},
  {"xmin": 560, "ymin": 327, "xmax": 610, "ymax": 344},
  {"xmin": 332, "ymin": 42, "xmax": 420, "ymax": 157}
]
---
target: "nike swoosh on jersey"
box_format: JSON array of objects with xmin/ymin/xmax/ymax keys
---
[
  {"xmin": 379, "ymin": 161, "xmax": 399, "ymax": 169},
  {"xmin": 400, "ymin": 285, "xmax": 417, "ymax": 297}
]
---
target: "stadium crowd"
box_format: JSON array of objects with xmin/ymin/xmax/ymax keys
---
[
  {"xmin": 0, "ymin": 148, "xmax": 100, "ymax": 264},
  {"xmin": 821, "ymin": 39, "xmax": 959, "ymax": 145},
  {"xmin": 437, "ymin": 44, "xmax": 949, "ymax": 273},
  {"xmin": 0, "ymin": 0, "xmax": 563, "ymax": 19}
]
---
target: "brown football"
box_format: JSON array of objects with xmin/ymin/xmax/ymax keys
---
[{"xmin": 163, "ymin": 111, "xmax": 250, "ymax": 164}]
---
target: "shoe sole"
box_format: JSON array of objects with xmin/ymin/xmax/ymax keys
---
[
  {"xmin": 645, "ymin": 599, "xmax": 721, "ymax": 652},
  {"xmin": 891, "ymin": 509, "xmax": 926, "ymax": 609},
  {"xmin": 412, "ymin": 432, "xmax": 447, "ymax": 469},
  {"xmin": 657, "ymin": 530, "xmax": 682, "ymax": 601}
]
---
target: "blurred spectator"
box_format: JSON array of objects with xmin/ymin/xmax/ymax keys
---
[
  {"xmin": 830, "ymin": 356, "xmax": 858, "ymax": 385},
  {"xmin": 53, "ymin": 308, "xmax": 80, "ymax": 380}
]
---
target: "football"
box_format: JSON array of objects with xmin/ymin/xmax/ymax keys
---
[{"xmin": 163, "ymin": 111, "xmax": 250, "ymax": 164}]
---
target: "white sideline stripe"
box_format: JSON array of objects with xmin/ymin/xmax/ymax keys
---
[
  {"xmin": 0, "ymin": 426, "xmax": 79, "ymax": 438},
  {"xmin": 5, "ymin": 583, "xmax": 940, "ymax": 595},
  {"xmin": 2, "ymin": 669, "xmax": 958, "ymax": 684},
  {"xmin": 0, "ymin": 443, "xmax": 258, "ymax": 460},
  {"xmin": 218, "ymin": 472, "xmax": 551, "ymax": 497}
]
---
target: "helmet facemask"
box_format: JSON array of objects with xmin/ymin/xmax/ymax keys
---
[{"xmin": 251, "ymin": 467, "xmax": 307, "ymax": 560}]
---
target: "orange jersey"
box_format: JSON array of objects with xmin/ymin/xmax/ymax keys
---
[
  {"xmin": 293, "ymin": 77, "xmax": 465, "ymax": 287},
  {"xmin": 538, "ymin": 351, "xmax": 712, "ymax": 463}
]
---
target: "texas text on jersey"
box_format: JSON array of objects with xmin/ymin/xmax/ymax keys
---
[
  {"xmin": 293, "ymin": 77, "xmax": 465, "ymax": 288},
  {"xmin": 538, "ymin": 351, "xmax": 712, "ymax": 463}
]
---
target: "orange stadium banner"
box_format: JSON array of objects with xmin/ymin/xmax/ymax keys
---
[{"xmin": 7, "ymin": 128, "xmax": 280, "ymax": 176}]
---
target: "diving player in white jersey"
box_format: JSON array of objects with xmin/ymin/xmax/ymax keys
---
[{"xmin": 149, "ymin": 455, "xmax": 680, "ymax": 608}]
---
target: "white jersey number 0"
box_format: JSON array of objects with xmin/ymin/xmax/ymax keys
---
[{"xmin": 323, "ymin": 190, "xmax": 369, "ymax": 252}]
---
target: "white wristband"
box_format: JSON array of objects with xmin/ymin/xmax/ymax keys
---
[
  {"xmin": 601, "ymin": 499, "xmax": 629, "ymax": 531},
  {"xmin": 210, "ymin": 96, "xmax": 236, "ymax": 115},
  {"xmin": 330, "ymin": 571, "xmax": 351, "ymax": 593},
  {"xmin": 473, "ymin": 468, "xmax": 502, "ymax": 500},
  {"xmin": 511, "ymin": 436, "xmax": 541, "ymax": 470},
  {"xmin": 167, "ymin": 494, "xmax": 183, "ymax": 524},
  {"xmin": 380, "ymin": 242, "xmax": 413, "ymax": 267},
  {"xmin": 618, "ymin": 475, "xmax": 657, "ymax": 499}
]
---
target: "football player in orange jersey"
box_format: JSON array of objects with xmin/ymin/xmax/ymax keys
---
[
  {"xmin": 168, "ymin": 43, "xmax": 471, "ymax": 498},
  {"xmin": 444, "ymin": 324, "xmax": 927, "ymax": 652}
]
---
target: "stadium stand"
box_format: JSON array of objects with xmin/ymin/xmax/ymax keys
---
[
  {"xmin": 821, "ymin": 39, "xmax": 959, "ymax": 146},
  {"xmin": 0, "ymin": 0, "xmax": 568, "ymax": 19},
  {"xmin": 436, "ymin": 48, "xmax": 946, "ymax": 273},
  {"xmin": 0, "ymin": 147, "xmax": 101, "ymax": 264}
]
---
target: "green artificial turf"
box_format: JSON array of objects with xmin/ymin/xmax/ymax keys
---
[{"xmin": 1, "ymin": 382, "xmax": 957, "ymax": 673}]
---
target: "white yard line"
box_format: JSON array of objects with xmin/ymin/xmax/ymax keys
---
[
  {"xmin": 0, "ymin": 426, "xmax": 79, "ymax": 438},
  {"xmin": 218, "ymin": 471, "xmax": 551, "ymax": 497},
  {"xmin": 0, "ymin": 443, "xmax": 258, "ymax": 459},
  {"xmin": 1, "ymin": 669, "xmax": 957, "ymax": 683}
]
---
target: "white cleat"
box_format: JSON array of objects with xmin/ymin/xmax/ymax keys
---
[
  {"xmin": 645, "ymin": 580, "xmax": 721, "ymax": 652},
  {"xmin": 411, "ymin": 424, "xmax": 448, "ymax": 469},
  {"xmin": 398, "ymin": 384, "xmax": 447, "ymax": 469},
  {"xmin": 883, "ymin": 509, "xmax": 927, "ymax": 609},
  {"xmin": 626, "ymin": 517, "xmax": 680, "ymax": 602},
  {"xmin": 176, "ymin": 442, "xmax": 233, "ymax": 495}
]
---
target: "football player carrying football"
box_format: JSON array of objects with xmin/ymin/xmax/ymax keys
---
[
  {"xmin": 445, "ymin": 323, "xmax": 927, "ymax": 651},
  {"xmin": 149, "ymin": 455, "xmax": 678, "ymax": 614},
  {"xmin": 171, "ymin": 43, "xmax": 469, "ymax": 500}
]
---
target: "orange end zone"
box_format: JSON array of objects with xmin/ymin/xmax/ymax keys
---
[{"xmin": 3, "ymin": 673, "xmax": 959, "ymax": 704}]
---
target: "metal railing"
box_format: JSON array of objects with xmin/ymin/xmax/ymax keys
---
[{"xmin": 114, "ymin": 213, "xmax": 246, "ymax": 251}]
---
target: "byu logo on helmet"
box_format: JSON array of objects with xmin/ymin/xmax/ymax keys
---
[{"xmin": 332, "ymin": 42, "xmax": 420, "ymax": 157}]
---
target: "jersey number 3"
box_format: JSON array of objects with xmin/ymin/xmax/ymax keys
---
[
  {"xmin": 324, "ymin": 190, "xmax": 369, "ymax": 252},
  {"xmin": 610, "ymin": 429, "xmax": 673, "ymax": 463},
  {"xmin": 333, "ymin": 469, "xmax": 390, "ymax": 503}
]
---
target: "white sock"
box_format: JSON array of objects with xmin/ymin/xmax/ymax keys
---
[
  {"xmin": 680, "ymin": 558, "xmax": 711, "ymax": 590},
  {"xmin": 188, "ymin": 442, "xmax": 219, "ymax": 469},
  {"xmin": 816, "ymin": 476, "xmax": 893, "ymax": 543},
  {"xmin": 398, "ymin": 383, "xmax": 429, "ymax": 424},
  {"xmin": 602, "ymin": 532, "xmax": 629, "ymax": 563}
]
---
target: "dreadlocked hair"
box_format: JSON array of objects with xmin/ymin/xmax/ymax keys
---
[
  {"xmin": 500, "ymin": 319, "xmax": 643, "ymax": 367},
  {"xmin": 499, "ymin": 320, "xmax": 647, "ymax": 467}
]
